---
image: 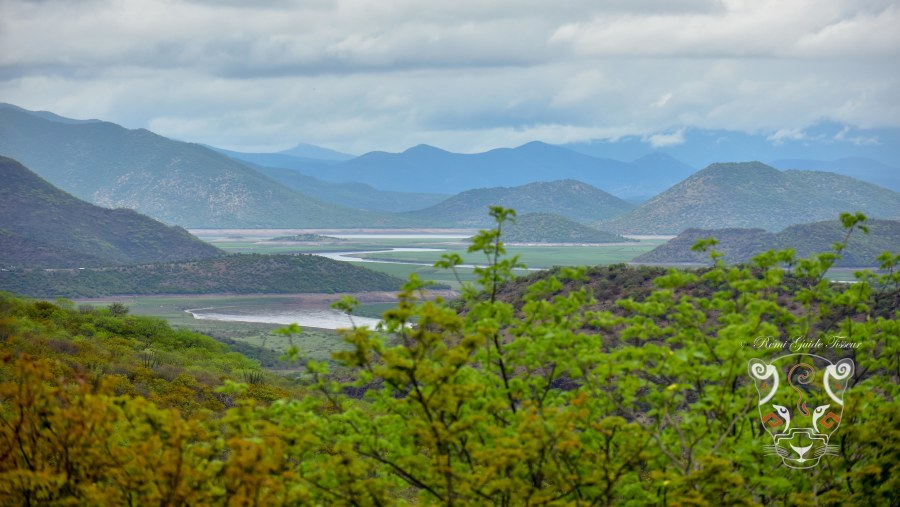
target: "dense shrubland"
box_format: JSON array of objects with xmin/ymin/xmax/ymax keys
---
[{"xmin": 1, "ymin": 209, "xmax": 897, "ymax": 505}]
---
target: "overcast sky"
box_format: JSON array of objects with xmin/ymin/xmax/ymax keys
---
[{"xmin": 1, "ymin": 0, "xmax": 898, "ymax": 154}]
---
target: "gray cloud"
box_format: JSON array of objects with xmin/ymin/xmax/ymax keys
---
[{"xmin": 0, "ymin": 0, "xmax": 897, "ymax": 153}]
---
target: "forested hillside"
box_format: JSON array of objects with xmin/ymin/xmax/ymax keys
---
[
  {"xmin": 0, "ymin": 156, "xmax": 222, "ymax": 268},
  {"xmin": 0, "ymin": 254, "xmax": 406, "ymax": 297}
]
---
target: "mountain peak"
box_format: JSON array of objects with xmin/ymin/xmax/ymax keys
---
[
  {"xmin": 277, "ymin": 142, "xmax": 353, "ymax": 161},
  {"xmin": 403, "ymin": 144, "xmax": 450, "ymax": 155}
]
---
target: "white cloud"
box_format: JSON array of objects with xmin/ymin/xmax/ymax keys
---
[
  {"xmin": 767, "ymin": 129, "xmax": 808, "ymax": 146},
  {"xmin": 0, "ymin": 0, "xmax": 897, "ymax": 152},
  {"xmin": 644, "ymin": 130, "xmax": 685, "ymax": 148}
]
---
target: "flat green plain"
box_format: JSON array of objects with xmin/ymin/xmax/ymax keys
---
[{"xmin": 76, "ymin": 231, "xmax": 865, "ymax": 367}]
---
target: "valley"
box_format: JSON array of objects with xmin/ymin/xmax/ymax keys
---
[
  {"xmin": 1, "ymin": 101, "xmax": 898, "ymax": 505},
  {"xmin": 190, "ymin": 228, "xmax": 668, "ymax": 286}
]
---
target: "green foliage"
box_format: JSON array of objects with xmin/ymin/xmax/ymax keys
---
[
  {"xmin": 0, "ymin": 209, "xmax": 897, "ymax": 505},
  {"xmin": 106, "ymin": 301, "xmax": 129, "ymax": 316},
  {"xmin": 293, "ymin": 207, "xmax": 897, "ymax": 504}
]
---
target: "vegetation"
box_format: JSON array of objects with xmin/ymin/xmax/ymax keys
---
[
  {"xmin": 494, "ymin": 212, "xmax": 633, "ymax": 244},
  {"xmin": 0, "ymin": 253, "xmax": 407, "ymax": 297},
  {"xmin": 636, "ymin": 219, "xmax": 900, "ymax": 266},
  {"xmin": 0, "ymin": 107, "xmax": 413, "ymax": 228},
  {"xmin": 0, "ymin": 209, "xmax": 897, "ymax": 505},
  {"xmin": 0, "ymin": 156, "xmax": 222, "ymax": 268},
  {"xmin": 601, "ymin": 162, "xmax": 900, "ymax": 233},
  {"xmin": 406, "ymin": 179, "xmax": 634, "ymax": 225}
]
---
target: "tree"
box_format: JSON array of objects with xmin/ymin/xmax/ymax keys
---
[
  {"xmin": 0, "ymin": 209, "xmax": 896, "ymax": 505},
  {"xmin": 285, "ymin": 208, "xmax": 898, "ymax": 505}
]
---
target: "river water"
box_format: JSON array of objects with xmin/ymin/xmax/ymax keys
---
[{"xmin": 186, "ymin": 306, "xmax": 382, "ymax": 329}]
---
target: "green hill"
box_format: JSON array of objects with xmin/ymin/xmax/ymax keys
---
[
  {"xmin": 0, "ymin": 156, "xmax": 222, "ymax": 268},
  {"xmin": 497, "ymin": 213, "xmax": 633, "ymax": 244},
  {"xmin": 406, "ymin": 180, "xmax": 634, "ymax": 226},
  {"xmin": 634, "ymin": 219, "xmax": 900, "ymax": 267},
  {"xmin": 0, "ymin": 253, "xmax": 406, "ymax": 298},
  {"xmin": 600, "ymin": 162, "xmax": 900, "ymax": 234},
  {"xmin": 0, "ymin": 107, "xmax": 410, "ymax": 228}
]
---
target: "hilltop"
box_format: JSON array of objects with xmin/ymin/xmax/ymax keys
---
[
  {"xmin": 0, "ymin": 156, "xmax": 222, "ymax": 268},
  {"xmin": 0, "ymin": 253, "xmax": 406, "ymax": 298},
  {"xmin": 0, "ymin": 106, "xmax": 410, "ymax": 228},
  {"xmin": 405, "ymin": 180, "xmax": 634, "ymax": 226},
  {"xmin": 634, "ymin": 219, "xmax": 900, "ymax": 267},
  {"xmin": 600, "ymin": 162, "xmax": 900, "ymax": 234},
  {"xmin": 498, "ymin": 213, "xmax": 632, "ymax": 244}
]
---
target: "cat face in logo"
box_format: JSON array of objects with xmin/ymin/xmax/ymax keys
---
[{"xmin": 748, "ymin": 354, "xmax": 853, "ymax": 469}]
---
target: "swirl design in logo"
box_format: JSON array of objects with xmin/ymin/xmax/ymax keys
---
[{"xmin": 788, "ymin": 363, "xmax": 815, "ymax": 416}]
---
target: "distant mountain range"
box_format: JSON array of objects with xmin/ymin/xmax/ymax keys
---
[
  {"xmin": 0, "ymin": 105, "xmax": 411, "ymax": 228},
  {"xmin": 276, "ymin": 142, "xmax": 354, "ymax": 161},
  {"xmin": 634, "ymin": 219, "xmax": 900, "ymax": 267},
  {"xmin": 500, "ymin": 213, "xmax": 631, "ymax": 244},
  {"xmin": 4, "ymin": 103, "xmax": 899, "ymax": 236},
  {"xmin": 770, "ymin": 157, "xmax": 900, "ymax": 192},
  {"xmin": 405, "ymin": 180, "xmax": 634, "ymax": 226},
  {"xmin": 215, "ymin": 128, "xmax": 898, "ymax": 200},
  {"xmin": 600, "ymin": 162, "xmax": 900, "ymax": 234},
  {"xmin": 0, "ymin": 156, "xmax": 222, "ymax": 268},
  {"xmin": 563, "ymin": 122, "xmax": 900, "ymax": 175},
  {"xmin": 241, "ymin": 142, "xmax": 696, "ymax": 201},
  {"xmin": 250, "ymin": 165, "xmax": 449, "ymax": 213}
]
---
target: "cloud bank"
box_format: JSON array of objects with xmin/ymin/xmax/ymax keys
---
[{"xmin": 1, "ymin": 0, "xmax": 897, "ymax": 153}]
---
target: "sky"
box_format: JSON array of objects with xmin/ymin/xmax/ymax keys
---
[{"xmin": 1, "ymin": 0, "xmax": 898, "ymax": 154}]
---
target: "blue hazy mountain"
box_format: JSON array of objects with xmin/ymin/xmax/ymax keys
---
[
  {"xmin": 288, "ymin": 142, "xmax": 696, "ymax": 201},
  {"xmin": 0, "ymin": 106, "xmax": 413, "ymax": 228},
  {"xmin": 206, "ymin": 145, "xmax": 337, "ymax": 172},
  {"xmin": 252, "ymin": 165, "xmax": 449, "ymax": 212},
  {"xmin": 564, "ymin": 123, "xmax": 900, "ymax": 177},
  {"xmin": 277, "ymin": 142, "xmax": 354, "ymax": 161}
]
